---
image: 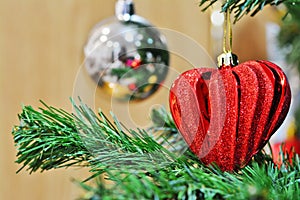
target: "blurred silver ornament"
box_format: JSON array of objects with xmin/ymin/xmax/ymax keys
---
[{"xmin": 84, "ymin": 0, "xmax": 169, "ymax": 101}]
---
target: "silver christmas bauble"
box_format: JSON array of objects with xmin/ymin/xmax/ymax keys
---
[{"xmin": 84, "ymin": 0, "xmax": 169, "ymax": 101}]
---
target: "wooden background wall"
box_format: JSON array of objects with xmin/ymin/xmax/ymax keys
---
[{"xmin": 0, "ymin": 0, "xmax": 276, "ymax": 199}]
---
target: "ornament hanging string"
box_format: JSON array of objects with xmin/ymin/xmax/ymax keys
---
[{"xmin": 223, "ymin": 9, "xmax": 232, "ymax": 53}]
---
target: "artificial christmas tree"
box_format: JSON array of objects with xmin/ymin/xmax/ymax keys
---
[{"xmin": 12, "ymin": 0, "xmax": 300, "ymax": 199}]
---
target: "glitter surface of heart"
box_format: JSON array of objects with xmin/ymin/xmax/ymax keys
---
[{"xmin": 169, "ymin": 60, "xmax": 291, "ymax": 171}]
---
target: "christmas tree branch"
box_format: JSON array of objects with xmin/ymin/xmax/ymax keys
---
[
  {"xmin": 80, "ymin": 153, "xmax": 300, "ymax": 200},
  {"xmin": 13, "ymin": 102, "xmax": 91, "ymax": 173},
  {"xmin": 12, "ymin": 100, "xmax": 300, "ymax": 199},
  {"xmin": 199, "ymin": 0, "xmax": 300, "ymax": 23},
  {"xmin": 12, "ymin": 100, "xmax": 176, "ymax": 174}
]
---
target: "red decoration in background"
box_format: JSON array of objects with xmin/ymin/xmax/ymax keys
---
[
  {"xmin": 272, "ymin": 138, "xmax": 300, "ymax": 166},
  {"xmin": 169, "ymin": 58, "xmax": 291, "ymax": 171}
]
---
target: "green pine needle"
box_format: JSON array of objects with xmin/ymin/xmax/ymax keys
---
[{"xmin": 199, "ymin": 0, "xmax": 300, "ymax": 23}]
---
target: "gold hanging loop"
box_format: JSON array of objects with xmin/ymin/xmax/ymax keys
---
[
  {"xmin": 218, "ymin": 4, "xmax": 238, "ymax": 68},
  {"xmin": 223, "ymin": 9, "xmax": 232, "ymax": 53}
]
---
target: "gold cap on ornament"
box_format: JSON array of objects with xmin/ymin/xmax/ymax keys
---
[{"xmin": 217, "ymin": 52, "xmax": 239, "ymax": 68}]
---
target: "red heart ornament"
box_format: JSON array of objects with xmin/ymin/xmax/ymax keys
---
[{"xmin": 169, "ymin": 55, "xmax": 291, "ymax": 171}]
